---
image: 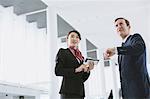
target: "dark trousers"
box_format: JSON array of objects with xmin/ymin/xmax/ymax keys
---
[{"xmin": 60, "ymin": 94, "xmax": 84, "ymax": 99}]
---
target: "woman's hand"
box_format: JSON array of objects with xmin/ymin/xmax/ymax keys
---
[
  {"xmin": 75, "ymin": 64, "xmax": 88, "ymax": 73},
  {"xmin": 88, "ymin": 61, "xmax": 94, "ymax": 71}
]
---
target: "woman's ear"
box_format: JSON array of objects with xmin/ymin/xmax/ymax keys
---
[
  {"xmin": 129, "ymin": 25, "xmax": 131, "ymax": 29},
  {"xmin": 66, "ymin": 38, "xmax": 69, "ymax": 46},
  {"xmin": 66, "ymin": 37, "xmax": 68, "ymax": 42}
]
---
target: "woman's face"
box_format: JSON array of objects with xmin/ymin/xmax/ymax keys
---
[{"xmin": 67, "ymin": 32, "xmax": 80, "ymax": 48}]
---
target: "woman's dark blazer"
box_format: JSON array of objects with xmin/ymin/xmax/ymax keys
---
[
  {"xmin": 117, "ymin": 33, "xmax": 150, "ymax": 98},
  {"xmin": 55, "ymin": 48, "xmax": 90, "ymax": 97}
]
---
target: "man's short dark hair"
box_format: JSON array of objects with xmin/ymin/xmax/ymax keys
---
[{"xmin": 115, "ymin": 17, "xmax": 130, "ymax": 27}]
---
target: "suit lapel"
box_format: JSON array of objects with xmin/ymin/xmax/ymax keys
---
[
  {"xmin": 66, "ymin": 48, "xmax": 81, "ymax": 64},
  {"xmin": 118, "ymin": 35, "xmax": 132, "ymax": 65}
]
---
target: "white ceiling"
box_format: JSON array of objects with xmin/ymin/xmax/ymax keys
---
[
  {"xmin": 43, "ymin": 0, "xmax": 150, "ymax": 31},
  {"xmin": 43, "ymin": 0, "xmax": 150, "ymax": 48},
  {"xmin": 43, "ymin": 0, "xmax": 149, "ymax": 2}
]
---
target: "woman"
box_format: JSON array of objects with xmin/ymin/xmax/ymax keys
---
[{"xmin": 55, "ymin": 30, "xmax": 94, "ymax": 99}]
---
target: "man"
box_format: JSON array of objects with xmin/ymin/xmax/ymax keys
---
[{"xmin": 104, "ymin": 17, "xmax": 150, "ymax": 99}]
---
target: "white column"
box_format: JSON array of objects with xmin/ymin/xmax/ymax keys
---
[
  {"xmin": 40, "ymin": 94, "xmax": 49, "ymax": 99},
  {"xmin": 110, "ymin": 60, "xmax": 119, "ymax": 99},
  {"xmin": 47, "ymin": 7, "xmax": 60, "ymax": 99},
  {"xmin": 147, "ymin": 5, "xmax": 150, "ymax": 65},
  {"xmin": 35, "ymin": 95, "xmax": 40, "ymax": 99},
  {"xmin": 0, "ymin": 7, "xmax": 2, "ymax": 80},
  {"xmin": 97, "ymin": 49, "xmax": 107, "ymax": 99},
  {"xmin": 146, "ymin": 5, "xmax": 150, "ymax": 75},
  {"xmin": 80, "ymin": 37, "xmax": 90, "ymax": 99}
]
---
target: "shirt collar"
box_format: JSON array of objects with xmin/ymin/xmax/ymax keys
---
[{"xmin": 122, "ymin": 34, "xmax": 130, "ymax": 43}]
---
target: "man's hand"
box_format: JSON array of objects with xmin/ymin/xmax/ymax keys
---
[{"xmin": 104, "ymin": 47, "xmax": 116, "ymax": 59}]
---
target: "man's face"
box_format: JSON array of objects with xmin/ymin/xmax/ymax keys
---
[{"xmin": 115, "ymin": 19, "xmax": 130, "ymax": 39}]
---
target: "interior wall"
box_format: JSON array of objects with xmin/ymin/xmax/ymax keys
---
[
  {"xmin": 0, "ymin": 5, "xmax": 49, "ymax": 85},
  {"xmin": 0, "ymin": 96, "xmax": 13, "ymax": 99}
]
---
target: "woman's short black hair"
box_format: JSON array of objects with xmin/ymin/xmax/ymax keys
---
[{"xmin": 67, "ymin": 30, "xmax": 81, "ymax": 40}]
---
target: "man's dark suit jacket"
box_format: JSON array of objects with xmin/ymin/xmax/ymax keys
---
[
  {"xmin": 55, "ymin": 48, "xmax": 90, "ymax": 97},
  {"xmin": 117, "ymin": 33, "xmax": 150, "ymax": 99}
]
